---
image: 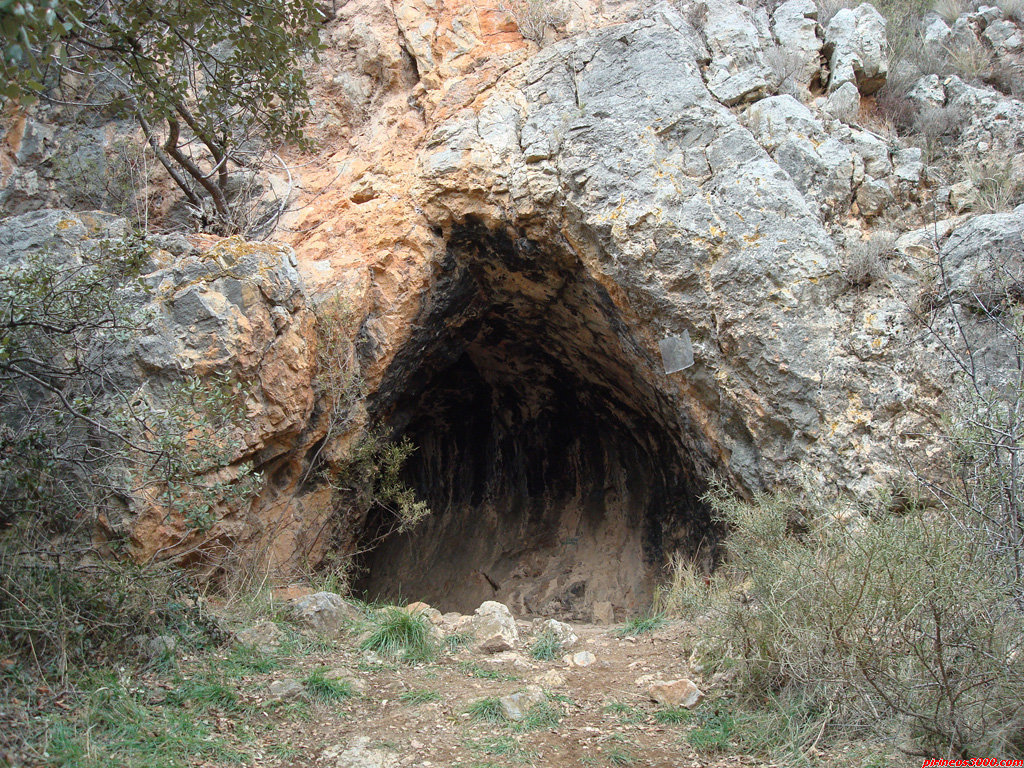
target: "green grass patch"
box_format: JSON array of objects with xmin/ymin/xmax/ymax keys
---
[
  {"xmin": 654, "ymin": 706, "xmax": 691, "ymax": 724},
  {"xmin": 686, "ymin": 705, "xmax": 735, "ymax": 753},
  {"xmin": 468, "ymin": 735, "xmax": 537, "ymax": 763},
  {"xmin": 398, "ymin": 689, "xmax": 440, "ymax": 704},
  {"xmin": 466, "ymin": 696, "xmax": 507, "ymax": 724},
  {"xmin": 302, "ymin": 668, "xmax": 354, "ymax": 704},
  {"xmin": 219, "ymin": 644, "xmax": 283, "ymax": 676},
  {"xmin": 511, "ymin": 700, "xmax": 562, "ymax": 732},
  {"xmin": 40, "ymin": 671, "xmax": 249, "ymax": 767},
  {"xmin": 529, "ymin": 629, "xmax": 563, "ymax": 661},
  {"xmin": 359, "ymin": 607, "xmax": 437, "ymax": 663},
  {"xmin": 602, "ymin": 701, "xmax": 646, "ymax": 724},
  {"xmin": 615, "ymin": 613, "xmax": 667, "ymax": 636},
  {"xmin": 456, "ymin": 660, "xmax": 518, "ymax": 681},
  {"xmin": 444, "ymin": 631, "xmax": 472, "ymax": 653},
  {"xmin": 165, "ymin": 676, "xmax": 243, "ymax": 711},
  {"xmin": 604, "ymin": 744, "xmax": 638, "ymax": 766}
]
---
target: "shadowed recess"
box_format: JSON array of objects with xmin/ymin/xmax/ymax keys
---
[{"xmin": 353, "ymin": 222, "xmax": 718, "ymax": 619}]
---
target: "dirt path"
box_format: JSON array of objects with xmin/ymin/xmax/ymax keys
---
[{"xmin": 221, "ymin": 619, "xmax": 771, "ymax": 768}]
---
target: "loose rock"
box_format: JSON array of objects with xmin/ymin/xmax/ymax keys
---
[
  {"xmin": 269, "ymin": 678, "xmax": 305, "ymax": 701},
  {"xmin": 498, "ymin": 685, "xmax": 547, "ymax": 721},
  {"xmin": 648, "ymin": 678, "xmax": 705, "ymax": 709},
  {"xmin": 470, "ymin": 601, "xmax": 519, "ymax": 654},
  {"xmin": 538, "ymin": 619, "xmax": 579, "ymax": 649},
  {"xmin": 234, "ymin": 621, "xmax": 285, "ymax": 653},
  {"xmin": 291, "ymin": 591, "xmax": 358, "ymax": 637}
]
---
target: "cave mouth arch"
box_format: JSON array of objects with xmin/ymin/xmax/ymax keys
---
[{"xmin": 353, "ymin": 222, "xmax": 717, "ymax": 620}]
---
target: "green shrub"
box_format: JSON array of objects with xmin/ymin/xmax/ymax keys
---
[
  {"xmin": 529, "ymin": 630, "xmax": 563, "ymax": 661},
  {"xmin": 615, "ymin": 613, "xmax": 667, "ymax": 637},
  {"xmin": 692, "ymin": 481, "xmax": 1024, "ymax": 757},
  {"xmin": 302, "ymin": 669, "xmax": 354, "ymax": 704},
  {"xmin": 359, "ymin": 607, "xmax": 437, "ymax": 663}
]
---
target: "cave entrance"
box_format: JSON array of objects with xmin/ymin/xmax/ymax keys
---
[{"xmin": 353, "ymin": 223, "xmax": 714, "ymax": 620}]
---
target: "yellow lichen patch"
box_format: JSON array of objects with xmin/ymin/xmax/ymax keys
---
[
  {"xmin": 208, "ymin": 235, "xmax": 286, "ymax": 261},
  {"xmin": 56, "ymin": 219, "xmax": 78, "ymax": 230},
  {"xmin": 845, "ymin": 393, "xmax": 871, "ymax": 426}
]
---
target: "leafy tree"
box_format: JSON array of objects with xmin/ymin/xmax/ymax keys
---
[{"xmin": 1, "ymin": 0, "xmax": 322, "ymax": 233}]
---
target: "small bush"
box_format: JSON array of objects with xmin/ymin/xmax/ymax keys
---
[
  {"xmin": 693, "ymin": 481, "xmax": 1024, "ymax": 757},
  {"xmin": 302, "ymin": 669, "xmax": 354, "ymax": 704},
  {"xmin": 965, "ymin": 158, "xmax": 1024, "ymax": 213},
  {"xmin": 615, "ymin": 613, "xmax": 667, "ymax": 636},
  {"xmin": 498, "ymin": 0, "xmax": 568, "ymax": 45},
  {"xmin": 654, "ymin": 553, "xmax": 715, "ymax": 618},
  {"xmin": 840, "ymin": 234, "xmax": 894, "ymax": 291},
  {"xmin": 999, "ymin": 0, "xmax": 1024, "ymax": 23},
  {"xmin": 359, "ymin": 607, "xmax": 437, "ymax": 663},
  {"xmin": 934, "ymin": 0, "xmax": 969, "ymax": 22},
  {"xmin": 529, "ymin": 630, "xmax": 563, "ymax": 661},
  {"xmin": 466, "ymin": 696, "xmax": 507, "ymax": 723}
]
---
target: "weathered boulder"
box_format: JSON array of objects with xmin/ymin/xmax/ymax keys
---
[
  {"xmin": 291, "ymin": 592, "xmax": 358, "ymax": 636},
  {"xmin": 941, "ymin": 205, "xmax": 1024, "ymax": 307},
  {"xmin": 823, "ymin": 4, "xmax": 888, "ymax": 95},
  {"xmin": 856, "ymin": 178, "xmax": 894, "ymax": 217},
  {"xmin": 823, "ymin": 81, "xmax": 861, "ymax": 123},
  {"xmin": 648, "ymin": 678, "xmax": 705, "ymax": 708},
  {"xmin": 770, "ymin": 0, "xmax": 823, "ymax": 88},
  {"xmin": 703, "ymin": 0, "xmax": 772, "ymax": 105},
  {"xmin": 471, "ymin": 601, "xmax": 519, "ymax": 653}
]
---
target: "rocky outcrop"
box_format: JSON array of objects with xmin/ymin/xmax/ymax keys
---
[
  {"xmin": 225, "ymin": 0, "xmax": 1023, "ymax": 610},
  {"xmin": 0, "ymin": 209, "xmax": 317, "ymax": 566},
  {"xmin": 823, "ymin": 4, "xmax": 888, "ymax": 95},
  {"xmin": 5, "ymin": 0, "xmax": 1024, "ymax": 612}
]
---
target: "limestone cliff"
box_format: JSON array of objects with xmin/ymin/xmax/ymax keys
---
[{"xmin": 3, "ymin": 0, "xmax": 1023, "ymax": 616}]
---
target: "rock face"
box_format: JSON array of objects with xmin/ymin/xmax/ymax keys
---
[
  {"xmin": 0, "ymin": 210, "xmax": 317, "ymax": 567},
  {"xmin": 5, "ymin": 0, "xmax": 1024, "ymax": 611},
  {"xmin": 823, "ymin": 4, "xmax": 888, "ymax": 95}
]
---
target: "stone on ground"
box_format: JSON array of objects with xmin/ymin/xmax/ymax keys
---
[
  {"xmin": 499, "ymin": 685, "xmax": 548, "ymax": 721},
  {"xmin": 470, "ymin": 601, "xmax": 519, "ymax": 653},
  {"xmin": 268, "ymin": 678, "xmax": 305, "ymax": 701},
  {"xmin": 538, "ymin": 618, "xmax": 579, "ymax": 649},
  {"xmin": 648, "ymin": 678, "xmax": 705, "ymax": 709},
  {"xmin": 234, "ymin": 620, "xmax": 284, "ymax": 653},
  {"xmin": 291, "ymin": 591, "xmax": 358, "ymax": 637}
]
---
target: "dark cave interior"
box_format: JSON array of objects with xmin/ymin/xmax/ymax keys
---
[{"xmin": 352, "ymin": 223, "xmax": 716, "ymax": 620}]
